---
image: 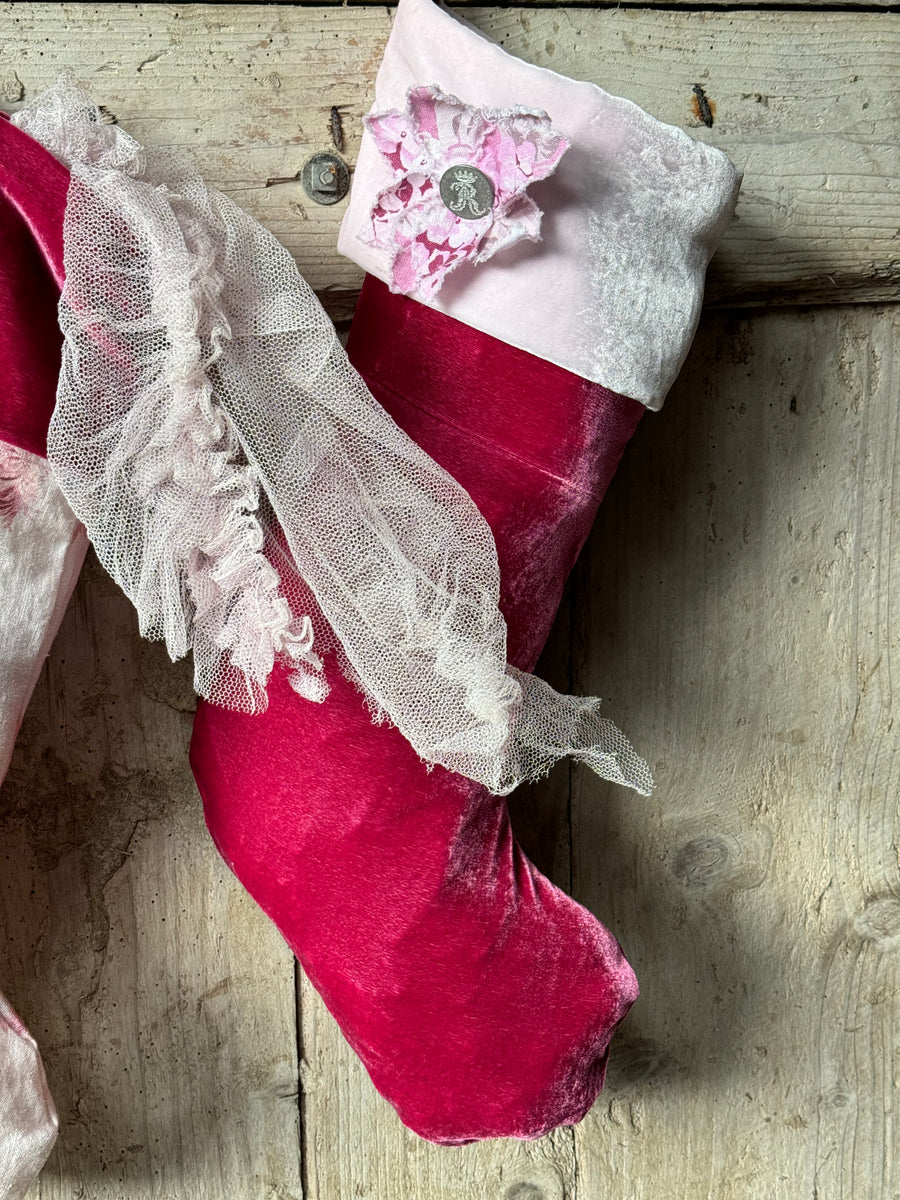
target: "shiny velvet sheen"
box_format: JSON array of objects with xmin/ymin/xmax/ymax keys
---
[
  {"xmin": 191, "ymin": 276, "xmax": 644, "ymax": 1143},
  {"xmin": 0, "ymin": 114, "xmax": 67, "ymax": 458}
]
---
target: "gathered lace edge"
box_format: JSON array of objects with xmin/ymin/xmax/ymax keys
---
[{"xmin": 17, "ymin": 75, "xmax": 321, "ymax": 711}]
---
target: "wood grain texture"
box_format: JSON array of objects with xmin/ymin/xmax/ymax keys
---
[
  {"xmin": 568, "ymin": 304, "xmax": 899, "ymax": 1199},
  {"xmin": 1, "ymin": 4, "xmax": 898, "ymax": 315},
  {"xmin": 0, "ymin": 552, "xmax": 302, "ymax": 1199}
]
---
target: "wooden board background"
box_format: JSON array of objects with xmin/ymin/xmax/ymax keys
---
[{"xmin": 0, "ymin": 3, "xmax": 897, "ymax": 1199}]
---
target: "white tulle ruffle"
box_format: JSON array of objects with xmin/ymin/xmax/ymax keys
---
[{"xmin": 14, "ymin": 76, "xmax": 653, "ymax": 797}]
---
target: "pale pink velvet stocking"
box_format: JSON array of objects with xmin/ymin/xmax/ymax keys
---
[
  {"xmin": 190, "ymin": 277, "xmax": 645, "ymax": 1143},
  {"xmin": 0, "ymin": 113, "xmax": 86, "ymax": 1197}
]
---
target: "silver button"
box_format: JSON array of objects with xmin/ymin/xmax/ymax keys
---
[{"xmin": 439, "ymin": 165, "xmax": 495, "ymax": 220}]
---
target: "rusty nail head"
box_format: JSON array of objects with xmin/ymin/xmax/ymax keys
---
[{"xmin": 301, "ymin": 152, "xmax": 350, "ymax": 205}]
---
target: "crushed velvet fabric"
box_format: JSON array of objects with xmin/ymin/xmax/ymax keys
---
[
  {"xmin": 0, "ymin": 114, "xmax": 67, "ymax": 457},
  {"xmin": 191, "ymin": 277, "xmax": 644, "ymax": 1143},
  {"xmin": 0, "ymin": 441, "xmax": 87, "ymax": 781},
  {"xmin": 0, "ymin": 996, "xmax": 57, "ymax": 1200}
]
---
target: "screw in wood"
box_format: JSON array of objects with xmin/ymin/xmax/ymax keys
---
[{"xmin": 301, "ymin": 152, "xmax": 350, "ymax": 205}]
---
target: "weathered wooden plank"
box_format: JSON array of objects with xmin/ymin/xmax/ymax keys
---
[
  {"xmin": 1, "ymin": 4, "xmax": 898, "ymax": 314},
  {"xmin": 0, "ymin": 551, "xmax": 302, "ymax": 1199},
  {"xmin": 570, "ymin": 304, "xmax": 899, "ymax": 1198}
]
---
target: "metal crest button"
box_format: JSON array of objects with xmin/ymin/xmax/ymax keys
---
[{"xmin": 439, "ymin": 165, "xmax": 495, "ymax": 220}]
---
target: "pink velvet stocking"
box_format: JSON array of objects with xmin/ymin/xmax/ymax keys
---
[{"xmin": 190, "ymin": 276, "xmax": 645, "ymax": 1143}]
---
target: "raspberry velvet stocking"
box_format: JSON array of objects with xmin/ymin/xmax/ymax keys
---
[
  {"xmin": 192, "ymin": 279, "xmax": 645, "ymax": 1143},
  {"xmin": 192, "ymin": 0, "xmax": 741, "ymax": 1144},
  {"xmin": 5, "ymin": 9, "xmax": 741, "ymax": 1147},
  {"xmin": 1, "ymin": 89, "xmax": 649, "ymax": 1150}
]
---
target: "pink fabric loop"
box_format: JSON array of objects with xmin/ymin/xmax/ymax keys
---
[{"xmin": 0, "ymin": 116, "xmax": 68, "ymax": 458}]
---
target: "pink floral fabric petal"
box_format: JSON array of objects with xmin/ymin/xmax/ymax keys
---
[
  {"xmin": 474, "ymin": 194, "xmax": 542, "ymax": 263},
  {"xmin": 392, "ymin": 198, "xmax": 490, "ymax": 299},
  {"xmin": 359, "ymin": 85, "xmax": 569, "ymax": 300},
  {"xmin": 365, "ymin": 109, "xmax": 426, "ymax": 175},
  {"xmin": 366, "ymin": 173, "xmax": 437, "ymax": 251}
]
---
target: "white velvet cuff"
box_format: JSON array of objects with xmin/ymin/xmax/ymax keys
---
[{"xmin": 338, "ymin": 0, "xmax": 742, "ymax": 408}]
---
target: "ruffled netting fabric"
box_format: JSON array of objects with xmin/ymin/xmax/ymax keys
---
[{"xmin": 13, "ymin": 76, "xmax": 653, "ymax": 797}]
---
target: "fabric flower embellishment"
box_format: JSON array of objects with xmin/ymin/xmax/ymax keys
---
[{"xmin": 359, "ymin": 85, "xmax": 569, "ymax": 301}]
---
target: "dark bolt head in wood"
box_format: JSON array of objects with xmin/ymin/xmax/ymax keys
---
[
  {"xmin": 692, "ymin": 83, "xmax": 715, "ymax": 128},
  {"xmin": 301, "ymin": 152, "xmax": 350, "ymax": 205}
]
